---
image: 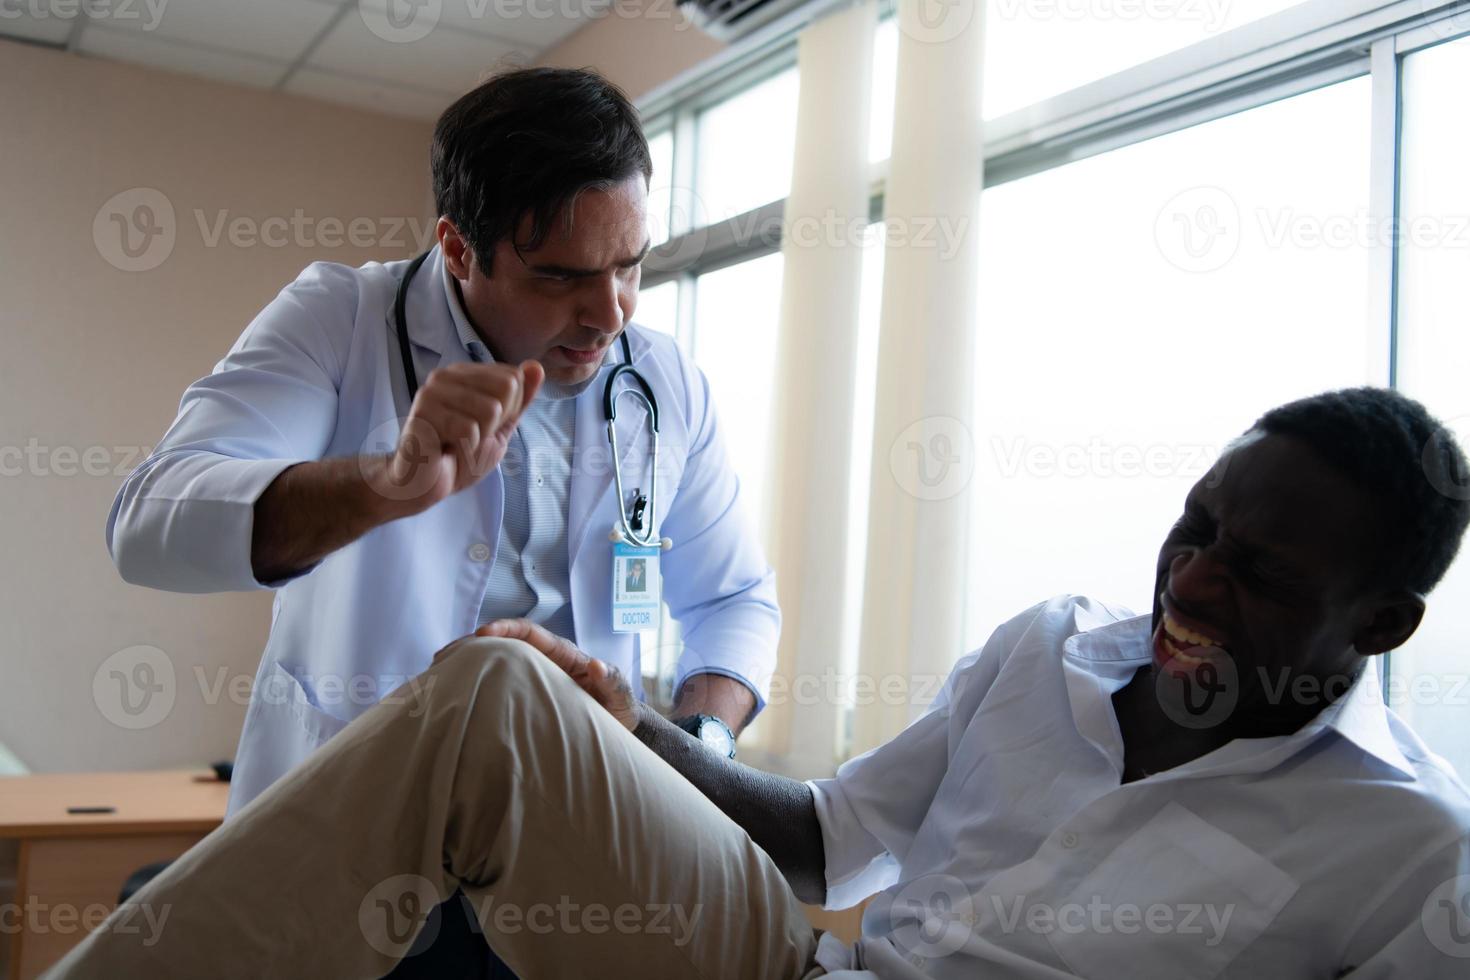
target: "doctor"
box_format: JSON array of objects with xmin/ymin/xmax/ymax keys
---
[{"xmin": 106, "ymin": 66, "xmax": 776, "ymax": 957}]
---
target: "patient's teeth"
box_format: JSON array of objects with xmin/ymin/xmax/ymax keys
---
[{"xmin": 1162, "ymin": 611, "xmax": 1219, "ymax": 648}]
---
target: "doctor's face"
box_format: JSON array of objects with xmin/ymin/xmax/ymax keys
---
[{"xmin": 444, "ymin": 176, "xmax": 650, "ymax": 386}]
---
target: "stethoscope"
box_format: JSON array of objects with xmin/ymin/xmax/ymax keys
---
[{"xmin": 394, "ymin": 250, "xmax": 671, "ymax": 551}]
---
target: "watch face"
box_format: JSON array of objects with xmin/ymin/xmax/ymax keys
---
[{"xmin": 697, "ymin": 719, "xmax": 735, "ymax": 758}]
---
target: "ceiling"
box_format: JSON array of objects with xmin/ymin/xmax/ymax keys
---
[{"xmin": 0, "ymin": 0, "xmax": 610, "ymax": 120}]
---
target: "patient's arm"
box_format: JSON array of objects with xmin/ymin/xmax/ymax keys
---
[
  {"xmin": 470, "ymin": 619, "xmax": 829, "ymax": 906},
  {"xmin": 630, "ymin": 705, "xmax": 828, "ymax": 905}
]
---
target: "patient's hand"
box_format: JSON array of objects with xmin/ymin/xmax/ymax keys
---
[{"xmin": 470, "ymin": 619, "xmax": 640, "ymax": 731}]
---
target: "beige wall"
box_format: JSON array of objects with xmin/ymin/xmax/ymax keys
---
[
  {"xmin": 0, "ymin": 38, "xmax": 435, "ymax": 774},
  {"xmin": 0, "ymin": 8, "xmax": 723, "ymax": 776},
  {"xmin": 535, "ymin": 0, "xmax": 726, "ymax": 99}
]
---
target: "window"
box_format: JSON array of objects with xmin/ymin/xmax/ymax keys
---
[
  {"xmin": 965, "ymin": 76, "xmax": 1375, "ymax": 645},
  {"xmin": 982, "ymin": 0, "xmax": 1311, "ymax": 118},
  {"xmin": 633, "ymin": 280, "xmax": 678, "ymax": 338},
  {"xmin": 636, "ymin": 255, "xmax": 785, "ymax": 702},
  {"xmin": 690, "ymin": 254, "xmax": 787, "ymax": 536},
  {"xmin": 1389, "ymin": 33, "xmax": 1470, "ymax": 779},
  {"xmin": 694, "ymin": 69, "xmax": 801, "ymax": 225},
  {"xmin": 646, "ymin": 129, "xmax": 675, "ymax": 246},
  {"xmin": 637, "ymin": 1, "xmax": 1470, "ymax": 773}
]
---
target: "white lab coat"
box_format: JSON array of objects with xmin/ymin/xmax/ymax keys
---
[{"xmin": 107, "ymin": 246, "xmax": 779, "ymax": 817}]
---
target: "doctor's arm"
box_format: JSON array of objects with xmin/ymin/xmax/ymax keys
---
[
  {"xmin": 108, "ymin": 263, "xmax": 356, "ymax": 592},
  {"xmin": 107, "ymin": 261, "xmax": 543, "ymax": 590},
  {"xmin": 670, "ymin": 672, "xmax": 758, "ymax": 734},
  {"xmin": 250, "ymin": 359, "xmax": 543, "ymax": 582}
]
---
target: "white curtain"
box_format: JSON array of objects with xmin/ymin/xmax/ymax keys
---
[
  {"xmin": 748, "ymin": 0, "xmax": 985, "ymax": 769},
  {"xmin": 853, "ymin": 0, "xmax": 985, "ymax": 754},
  {"xmin": 747, "ymin": 0, "xmax": 877, "ymax": 773}
]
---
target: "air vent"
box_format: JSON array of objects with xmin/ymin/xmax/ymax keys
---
[{"xmin": 676, "ymin": 0, "xmax": 822, "ymax": 41}]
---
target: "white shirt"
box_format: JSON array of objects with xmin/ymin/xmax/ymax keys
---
[{"xmin": 808, "ymin": 596, "xmax": 1470, "ymax": 979}]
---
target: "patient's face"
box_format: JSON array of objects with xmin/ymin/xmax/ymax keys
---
[{"xmin": 1149, "ymin": 432, "xmax": 1386, "ymax": 725}]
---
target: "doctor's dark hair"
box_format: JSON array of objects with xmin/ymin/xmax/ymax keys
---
[
  {"xmin": 1250, "ymin": 387, "xmax": 1470, "ymax": 596},
  {"xmin": 431, "ymin": 67, "xmax": 652, "ymax": 275}
]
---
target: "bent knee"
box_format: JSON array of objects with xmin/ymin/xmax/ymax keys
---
[
  {"xmin": 423, "ymin": 635, "xmax": 580, "ymax": 723},
  {"xmin": 431, "ymin": 634, "xmax": 542, "ymax": 680}
]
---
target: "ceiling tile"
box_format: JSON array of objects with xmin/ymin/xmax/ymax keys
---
[
  {"xmin": 86, "ymin": 0, "xmax": 340, "ymax": 62},
  {"xmin": 307, "ymin": 3, "xmax": 530, "ymax": 93},
  {"xmin": 284, "ymin": 66, "xmax": 454, "ymax": 122},
  {"xmin": 418, "ymin": 0, "xmax": 612, "ymax": 51},
  {"xmin": 78, "ymin": 23, "xmax": 287, "ymax": 89}
]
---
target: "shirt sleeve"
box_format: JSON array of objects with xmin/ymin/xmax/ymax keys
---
[
  {"xmin": 106, "ymin": 262, "xmax": 353, "ymax": 593},
  {"xmin": 807, "ymin": 624, "xmax": 1030, "ymax": 910}
]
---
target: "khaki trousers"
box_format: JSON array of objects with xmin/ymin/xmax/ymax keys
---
[{"xmin": 46, "ymin": 637, "xmax": 821, "ymax": 979}]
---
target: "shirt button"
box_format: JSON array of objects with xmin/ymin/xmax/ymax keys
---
[
  {"xmin": 1061, "ymin": 832, "xmax": 1079, "ymax": 848},
  {"xmin": 468, "ymin": 542, "xmax": 492, "ymax": 562},
  {"xmin": 535, "ymin": 475, "xmax": 545, "ymax": 487}
]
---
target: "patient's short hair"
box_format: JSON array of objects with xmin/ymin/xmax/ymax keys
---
[{"xmin": 1252, "ymin": 387, "xmax": 1470, "ymax": 596}]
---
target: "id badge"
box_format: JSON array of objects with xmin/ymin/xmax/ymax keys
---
[{"xmin": 612, "ymin": 541, "xmax": 662, "ymax": 633}]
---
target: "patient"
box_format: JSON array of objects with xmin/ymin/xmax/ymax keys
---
[{"xmin": 50, "ymin": 388, "xmax": 1470, "ymax": 979}]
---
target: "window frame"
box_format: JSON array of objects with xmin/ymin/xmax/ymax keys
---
[
  {"xmin": 639, "ymin": 0, "xmax": 1470, "ymax": 288},
  {"xmin": 631, "ymin": 0, "xmax": 1470, "ymax": 742}
]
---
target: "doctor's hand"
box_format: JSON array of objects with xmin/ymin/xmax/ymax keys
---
[
  {"xmin": 384, "ymin": 360, "xmax": 545, "ymax": 513},
  {"xmin": 466, "ymin": 619, "xmax": 641, "ymax": 732}
]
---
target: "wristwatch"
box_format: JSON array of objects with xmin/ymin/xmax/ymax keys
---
[{"xmin": 672, "ymin": 713, "xmax": 737, "ymax": 759}]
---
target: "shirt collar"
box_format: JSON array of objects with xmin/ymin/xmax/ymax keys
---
[
  {"xmin": 1062, "ymin": 615, "xmax": 1415, "ymax": 781},
  {"xmin": 441, "ymin": 258, "xmax": 490, "ymax": 364}
]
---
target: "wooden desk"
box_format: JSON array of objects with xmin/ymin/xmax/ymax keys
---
[{"xmin": 0, "ymin": 770, "xmax": 227, "ymax": 980}]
